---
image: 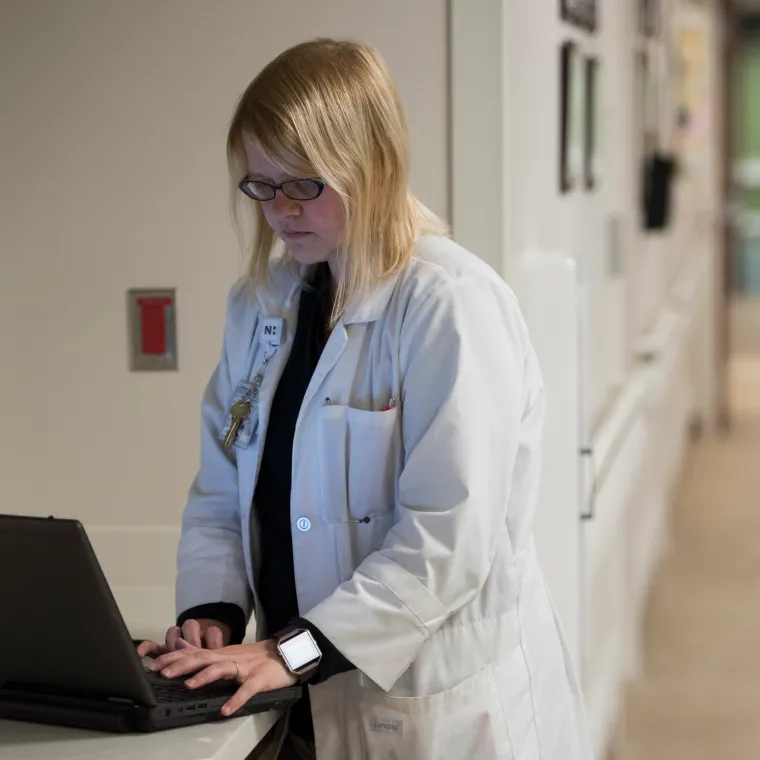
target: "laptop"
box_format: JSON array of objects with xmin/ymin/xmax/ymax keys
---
[{"xmin": 0, "ymin": 514, "xmax": 301, "ymax": 733}]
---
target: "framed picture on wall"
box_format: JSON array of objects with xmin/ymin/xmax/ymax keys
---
[
  {"xmin": 560, "ymin": 41, "xmax": 585, "ymax": 192},
  {"xmin": 639, "ymin": 0, "xmax": 660, "ymax": 37},
  {"xmin": 584, "ymin": 57, "xmax": 601, "ymax": 190},
  {"xmin": 560, "ymin": 0, "xmax": 598, "ymax": 33},
  {"xmin": 635, "ymin": 49, "xmax": 659, "ymax": 151}
]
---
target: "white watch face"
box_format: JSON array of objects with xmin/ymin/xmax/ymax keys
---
[{"xmin": 280, "ymin": 631, "xmax": 321, "ymax": 671}]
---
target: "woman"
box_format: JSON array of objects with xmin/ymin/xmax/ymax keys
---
[{"xmin": 139, "ymin": 38, "xmax": 591, "ymax": 760}]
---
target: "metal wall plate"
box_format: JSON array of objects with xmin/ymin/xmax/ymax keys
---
[{"xmin": 127, "ymin": 288, "xmax": 178, "ymax": 371}]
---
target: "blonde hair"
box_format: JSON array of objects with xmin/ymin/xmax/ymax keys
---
[{"xmin": 226, "ymin": 38, "xmax": 449, "ymax": 323}]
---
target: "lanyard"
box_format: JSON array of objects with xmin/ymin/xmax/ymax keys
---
[{"xmin": 221, "ymin": 318, "xmax": 284, "ymax": 451}]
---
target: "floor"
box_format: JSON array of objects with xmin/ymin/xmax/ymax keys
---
[{"xmin": 615, "ymin": 296, "xmax": 760, "ymax": 759}]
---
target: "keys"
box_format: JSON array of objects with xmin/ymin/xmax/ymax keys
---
[{"xmin": 223, "ymin": 399, "xmax": 251, "ymax": 449}]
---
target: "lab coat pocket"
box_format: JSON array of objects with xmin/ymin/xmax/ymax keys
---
[
  {"xmin": 317, "ymin": 404, "xmax": 400, "ymax": 524},
  {"xmin": 356, "ymin": 667, "xmax": 514, "ymax": 760}
]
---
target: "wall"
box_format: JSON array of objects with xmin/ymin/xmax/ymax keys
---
[
  {"xmin": 449, "ymin": 0, "xmax": 509, "ymax": 276},
  {"xmin": 452, "ymin": 0, "xmax": 631, "ymax": 431},
  {"xmin": 0, "ymin": 0, "xmax": 448, "ymax": 633},
  {"xmin": 488, "ymin": 0, "xmax": 720, "ymax": 433},
  {"xmin": 670, "ymin": 0, "xmax": 724, "ymax": 428},
  {"xmin": 504, "ymin": 0, "xmax": 629, "ymax": 434},
  {"xmin": 450, "ymin": 0, "xmax": 638, "ymax": 676},
  {"xmin": 581, "ymin": 0, "xmax": 725, "ymax": 753},
  {"xmin": 452, "ymin": 2, "xmax": 724, "ymax": 755}
]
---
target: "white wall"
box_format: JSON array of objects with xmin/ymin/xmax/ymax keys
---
[
  {"xmin": 450, "ymin": 0, "xmax": 636, "ymax": 678},
  {"xmin": 505, "ymin": 0, "xmax": 629, "ymax": 432},
  {"xmin": 452, "ymin": 0, "xmax": 631, "ymax": 432},
  {"xmin": 670, "ymin": 0, "xmax": 725, "ymax": 428},
  {"xmin": 452, "ymin": 2, "xmax": 724, "ymax": 756},
  {"xmin": 0, "ymin": 0, "xmax": 448, "ymax": 632}
]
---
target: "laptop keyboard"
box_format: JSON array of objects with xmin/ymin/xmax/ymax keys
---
[
  {"xmin": 133, "ymin": 641, "xmax": 238, "ymax": 704},
  {"xmin": 148, "ymin": 676, "xmax": 235, "ymax": 704},
  {"xmin": 152, "ymin": 682, "xmax": 221, "ymax": 703}
]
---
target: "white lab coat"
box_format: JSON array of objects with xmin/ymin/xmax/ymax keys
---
[{"xmin": 176, "ymin": 235, "xmax": 591, "ymax": 759}]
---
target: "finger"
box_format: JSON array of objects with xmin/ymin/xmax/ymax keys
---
[
  {"xmin": 181, "ymin": 619, "xmax": 203, "ymax": 649},
  {"xmin": 136, "ymin": 640, "xmax": 163, "ymax": 658},
  {"xmin": 186, "ymin": 660, "xmax": 237, "ymax": 690},
  {"xmin": 221, "ymin": 680, "xmax": 262, "ymax": 717},
  {"xmin": 159, "ymin": 651, "xmax": 215, "ymax": 679},
  {"xmin": 165, "ymin": 626, "xmax": 182, "ymax": 651},
  {"xmin": 149, "ymin": 647, "xmax": 202, "ymax": 672},
  {"xmin": 204, "ymin": 626, "xmax": 224, "ymax": 650}
]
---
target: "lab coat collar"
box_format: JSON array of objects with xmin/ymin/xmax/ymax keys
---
[
  {"xmin": 252, "ymin": 253, "xmax": 400, "ymax": 325},
  {"xmin": 249, "ymin": 254, "xmax": 304, "ymax": 318},
  {"xmin": 342, "ymin": 270, "xmax": 400, "ymax": 325}
]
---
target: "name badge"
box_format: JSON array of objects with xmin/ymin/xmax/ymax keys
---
[{"xmin": 261, "ymin": 318, "xmax": 284, "ymax": 347}]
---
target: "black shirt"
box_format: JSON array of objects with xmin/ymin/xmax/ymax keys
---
[{"xmin": 179, "ymin": 263, "xmax": 354, "ymax": 740}]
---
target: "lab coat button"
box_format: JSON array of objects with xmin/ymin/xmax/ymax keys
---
[{"xmin": 296, "ymin": 517, "xmax": 312, "ymax": 533}]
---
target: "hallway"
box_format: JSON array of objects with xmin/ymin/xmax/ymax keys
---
[{"xmin": 618, "ymin": 326, "xmax": 760, "ymax": 757}]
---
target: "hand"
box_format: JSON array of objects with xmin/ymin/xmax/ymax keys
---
[
  {"xmin": 136, "ymin": 618, "xmax": 231, "ymax": 658},
  {"xmin": 149, "ymin": 639, "xmax": 297, "ymax": 716}
]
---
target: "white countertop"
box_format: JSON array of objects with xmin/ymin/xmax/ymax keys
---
[{"xmin": 0, "ymin": 711, "xmax": 278, "ymax": 760}]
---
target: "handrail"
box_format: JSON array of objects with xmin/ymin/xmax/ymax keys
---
[
  {"xmin": 582, "ymin": 248, "xmax": 703, "ymax": 516},
  {"xmin": 581, "ymin": 364, "xmax": 653, "ymax": 518}
]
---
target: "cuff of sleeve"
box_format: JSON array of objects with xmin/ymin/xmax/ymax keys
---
[
  {"xmin": 177, "ymin": 602, "xmax": 247, "ymax": 645},
  {"xmin": 304, "ymin": 553, "xmax": 448, "ymax": 692}
]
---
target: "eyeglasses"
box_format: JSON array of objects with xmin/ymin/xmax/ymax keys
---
[{"xmin": 238, "ymin": 178, "xmax": 325, "ymax": 202}]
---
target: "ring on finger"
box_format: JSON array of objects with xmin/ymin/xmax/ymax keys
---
[{"xmin": 227, "ymin": 658, "xmax": 241, "ymax": 681}]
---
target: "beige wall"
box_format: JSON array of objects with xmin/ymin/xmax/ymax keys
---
[
  {"xmin": 0, "ymin": 0, "xmax": 448, "ymax": 634},
  {"xmin": 0, "ymin": 0, "xmax": 448, "ymax": 525}
]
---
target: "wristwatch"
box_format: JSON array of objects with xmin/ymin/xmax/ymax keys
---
[{"xmin": 274, "ymin": 626, "xmax": 322, "ymax": 683}]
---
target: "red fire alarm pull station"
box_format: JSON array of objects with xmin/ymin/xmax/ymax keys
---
[
  {"xmin": 128, "ymin": 289, "xmax": 178, "ymax": 371},
  {"xmin": 138, "ymin": 296, "xmax": 172, "ymax": 355}
]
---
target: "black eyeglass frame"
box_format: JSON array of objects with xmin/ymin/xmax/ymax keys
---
[{"xmin": 238, "ymin": 178, "xmax": 326, "ymax": 202}]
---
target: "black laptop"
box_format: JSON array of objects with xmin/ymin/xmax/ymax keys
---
[{"xmin": 0, "ymin": 514, "xmax": 300, "ymax": 733}]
